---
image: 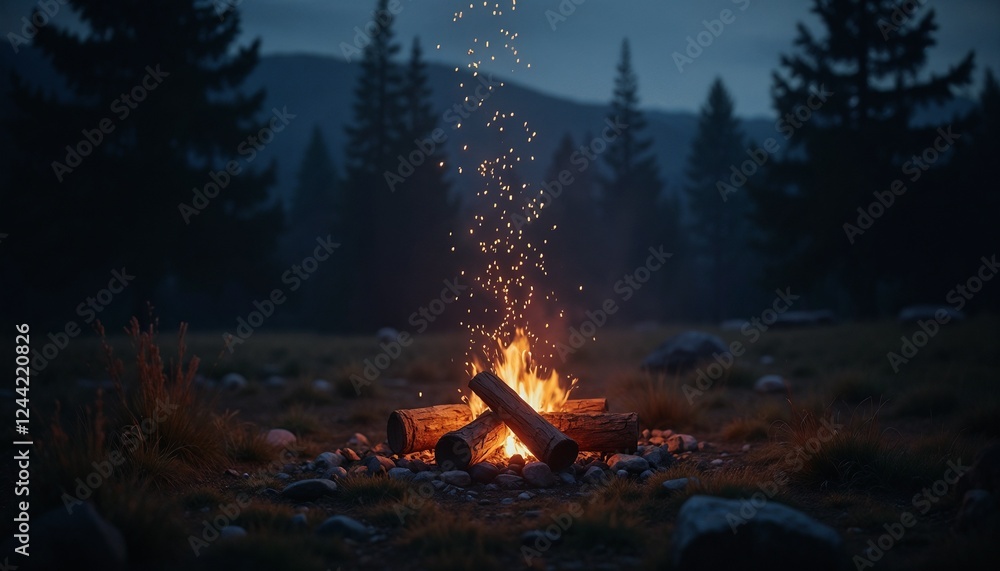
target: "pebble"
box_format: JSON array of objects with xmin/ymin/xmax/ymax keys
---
[
  {"xmin": 219, "ymin": 525, "xmax": 247, "ymax": 540},
  {"xmin": 517, "ymin": 492, "xmax": 534, "ymax": 501},
  {"xmin": 387, "ymin": 467, "xmax": 414, "ymax": 480},
  {"xmin": 281, "ymin": 479, "xmax": 338, "ymax": 501},
  {"xmin": 265, "ymin": 429, "xmax": 297, "ymax": 448},
  {"xmin": 742, "ymin": 444, "xmax": 751, "ymax": 452},
  {"xmin": 522, "ymin": 462, "xmax": 557, "ymax": 488},
  {"xmin": 275, "ymin": 472, "xmax": 291, "ymax": 481},
  {"xmin": 316, "ymin": 515, "xmax": 372, "ymax": 540},
  {"xmin": 327, "ymin": 467, "xmax": 348, "ymax": 480},
  {"xmin": 365, "ymin": 455, "xmax": 396, "ymax": 474},
  {"xmin": 607, "ymin": 453, "xmax": 649, "ymax": 473},
  {"xmin": 557, "ymin": 471, "xmax": 577, "ymax": 485},
  {"xmin": 662, "ymin": 477, "xmax": 698, "ymax": 492},
  {"xmin": 616, "ymin": 469, "xmax": 630, "ymax": 479},
  {"xmin": 412, "ymin": 471, "xmax": 438, "ymax": 483},
  {"xmin": 582, "ymin": 465, "xmax": 608, "ymax": 485},
  {"xmin": 639, "ymin": 470, "xmax": 654, "ymax": 480},
  {"xmin": 340, "ymin": 448, "xmax": 361, "ymax": 462},
  {"xmin": 500, "ymin": 498, "xmax": 514, "ymax": 505},
  {"xmin": 494, "ymin": 474, "xmax": 525, "ymax": 489},
  {"xmin": 469, "ymin": 462, "xmax": 500, "ymax": 484},
  {"xmin": 348, "ymin": 433, "xmax": 370, "ymax": 448},
  {"xmin": 667, "ymin": 434, "xmax": 698, "ymax": 453},
  {"xmin": 290, "ymin": 513, "xmax": 308, "ymax": 527},
  {"xmin": 710, "ymin": 459, "xmax": 724, "ymax": 466},
  {"xmin": 314, "ymin": 452, "xmax": 344, "ymax": 471},
  {"xmin": 440, "ymin": 470, "xmax": 471, "ymax": 487},
  {"xmin": 221, "ymin": 373, "xmax": 247, "ymax": 390}
]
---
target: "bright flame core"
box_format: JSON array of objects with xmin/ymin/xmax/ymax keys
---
[{"xmin": 468, "ymin": 328, "xmax": 574, "ymax": 458}]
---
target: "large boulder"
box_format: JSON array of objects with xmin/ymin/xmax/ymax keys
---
[
  {"xmin": 672, "ymin": 495, "xmax": 843, "ymax": 571},
  {"xmin": 641, "ymin": 331, "xmax": 729, "ymax": 373}
]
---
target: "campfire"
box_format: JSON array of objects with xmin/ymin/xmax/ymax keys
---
[{"xmin": 386, "ymin": 330, "xmax": 638, "ymax": 471}]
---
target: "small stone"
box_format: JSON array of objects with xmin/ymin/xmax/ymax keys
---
[
  {"xmin": 275, "ymin": 472, "xmax": 291, "ymax": 481},
  {"xmin": 348, "ymin": 433, "xmax": 370, "ymax": 448},
  {"xmin": 641, "ymin": 446, "xmax": 675, "ymax": 469},
  {"xmin": 500, "ymin": 498, "xmax": 514, "ymax": 505},
  {"xmin": 649, "ymin": 436, "xmax": 665, "ymax": 445},
  {"xmin": 710, "ymin": 459, "xmax": 724, "ymax": 466},
  {"xmin": 431, "ymin": 480, "xmax": 447, "ymax": 491},
  {"xmin": 340, "ymin": 448, "xmax": 360, "ymax": 462},
  {"xmin": 495, "ymin": 474, "xmax": 525, "ymax": 489},
  {"xmin": 642, "ymin": 429, "xmax": 651, "ymax": 439},
  {"xmin": 221, "ymin": 372, "xmax": 247, "ymax": 390},
  {"xmin": 328, "ymin": 467, "xmax": 348, "ymax": 480},
  {"xmin": 509, "ymin": 454, "xmax": 525, "ymax": 466},
  {"xmin": 662, "ymin": 477, "xmax": 695, "ymax": 492},
  {"xmin": 616, "ymin": 469, "xmax": 630, "ymax": 479},
  {"xmin": 742, "ymin": 444, "xmax": 752, "ymax": 452},
  {"xmin": 651, "ymin": 429, "xmax": 663, "ymax": 437},
  {"xmin": 507, "ymin": 463, "xmax": 523, "ymax": 476},
  {"xmin": 607, "ymin": 453, "xmax": 649, "ymax": 473},
  {"xmin": 219, "ymin": 525, "xmax": 247, "ymax": 539},
  {"xmin": 388, "ymin": 467, "xmax": 414, "ymax": 480},
  {"xmin": 667, "ymin": 434, "xmax": 698, "ymax": 453},
  {"xmin": 311, "ymin": 378, "xmax": 332, "ymax": 392},
  {"xmin": 266, "ymin": 428, "xmax": 297, "ymax": 448},
  {"xmin": 639, "ymin": 470, "xmax": 654, "ymax": 480},
  {"xmin": 290, "ymin": 513, "xmax": 308, "ymax": 527},
  {"xmin": 224, "ymin": 468, "xmax": 240, "ymax": 478},
  {"xmin": 469, "ymin": 462, "xmax": 501, "ymax": 484},
  {"xmin": 558, "ymin": 471, "xmax": 576, "ymax": 485},
  {"xmin": 316, "ymin": 515, "xmax": 372, "ymax": 540},
  {"xmin": 754, "ymin": 374, "xmax": 788, "ymax": 394},
  {"xmin": 518, "ymin": 492, "xmax": 534, "ymax": 501},
  {"xmin": 365, "ymin": 455, "xmax": 396, "ymax": 474},
  {"xmin": 522, "ymin": 462, "xmax": 557, "ymax": 488},
  {"xmin": 440, "ymin": 470, "xmax": 472, "ymax": 487},
  {"xmin": 413, "ymin": 471, "xmax": 438, "ymax": 483},
  {"xmin": 281, "ymin": 478, "xmax": 338, "ymax": 501},
  {"xmin": 582, "ymin": 465, "xmax": 608, "ymax": 485},
  {"xmin": 314, "ymin": 451, "xmax": 344, "ymax": 471}
]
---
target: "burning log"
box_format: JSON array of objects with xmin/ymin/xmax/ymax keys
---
[
  {"xmin": 467, "ymin": 371, "xmax": 579, "ymax": 470},
  {"xmin": 387, "ymin": 404, "xmax": 473, "ymax": 455},
  {"xmin": 390, "ymin": 398, "xmax": 605, "ymax": 456}
]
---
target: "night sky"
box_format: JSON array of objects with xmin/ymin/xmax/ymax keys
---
[{"xmin": 3, "ymin": 1, "xmax": 997, "ymax": 116}]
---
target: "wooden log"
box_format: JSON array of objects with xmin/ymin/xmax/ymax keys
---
[
  {"xmin": 387, "ymin": 404, "xmax": 472, "ymax": 455},
  {"xmin": 390, "ymin": 398, "xmax": 605, "ymax": 456},
  {"xmin": 435, "ymin": 412, "xmax": 507, "ymax": 471},
  {"xmin": 546, "ymin": 412, "xmax": 638, "ymax": 454},
  {"xmin": 468, "ymin": 371, "xmax": 579, "ymax": 470}
]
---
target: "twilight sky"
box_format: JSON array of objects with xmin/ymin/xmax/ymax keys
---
[{"xmin": 4, "ymin": 1, "xmax": 998, "ymax": 117}]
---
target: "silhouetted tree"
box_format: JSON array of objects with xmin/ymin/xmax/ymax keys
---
[
  {"xmin": 288, "ymin": 125, "xmax": 339, "ymax": 239},
  {"xmin": 5, "ymin": 0, "xmax": 283, "ymax": 320},
  {"xmin": 751, "ymin": 0, "xmax": 974, "ymax": 317},
  {"xmin": 684, "ymin": 78, "xmax": 749, "ymax": 321}
]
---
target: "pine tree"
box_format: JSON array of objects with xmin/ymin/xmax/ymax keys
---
[
  {"xmin": 684, "ymin": 78, "xmax": 748, "ymax": 321},
  {"xmin": 751, "ymin": 0, "xmax": 974, "ymax": 317},
  {"xmin": 5, "ymin": 0, "xmax": 283, "ymax": 319},
  {"xmin": 341, "ymin": 0, "xmax": 405, "ymax": 330},
  {"xmin": 288, "ymin": 125, "xmax": 338, "ymax": 238}
]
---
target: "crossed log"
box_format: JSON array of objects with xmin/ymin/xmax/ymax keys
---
[{"xmin": 387, "ymin": 370, "xmax": 638, "ymax": 471}]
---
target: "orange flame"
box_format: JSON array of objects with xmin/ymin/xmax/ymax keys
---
[{"xmin": 468, "ymin": 328, "xmax": 574, "ymax": 458}]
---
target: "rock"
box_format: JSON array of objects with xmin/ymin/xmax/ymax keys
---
[
  {"xmin": 495, "ymin": 474, "xmax": 525, "ymax": 489},
  {"xmin": 219, "ymin": 525, "xmax": 247, "ymax": 539},
  {"xmin": 742, "ymin": 444, "xmax": 752, "ymax": 452},
  {"xmin": 314, "ymin": 451, "xmax": 345, "ymax": 471},
  {"xmin": 376, "ymin": 327, "xmax": 400, "ymax": 343},
  {"xmin": 558, "ymin": 471, "xmax": 577, "ymax": 485},
  {"xmin": 388, "ymin": 467, "xmax": 414, "ymax": 481},
  {"xmin": 509, "ymin": 454, "xmax": 525, "ymax": 467},
  {"xmin": 897, "ymin": 304, "xmax": 965, "ymax": 325},
  {"xmin": 754, "ymin": 374, "xmax": 787, "ymax": 394},
  {"xmin": 506, "ymin": 463, "xmax": 523, "ymax": 476},
  {"xmin": 667, "ymin": 434, "xmax": 698, "ymax": 453},
  {"xmin": 340, "ymin": 448, "xmax": 361, "ymax": 462},
  {"xmin": 522, "ymin": 462, "xmax": 557, "ymax": 488},
  {"xmin": 221, "ymin": 372, "xmax": 248, "ymax": 390},
  {"xmin": 348, "ymin": 433, "xmax": 370, "ymax": 448},
  {"xmin": 582, "ymin": 465, "xmax": 608, "ymax": 485},
  {"xmin": 281, "ymin": 478, "xmax": 338, "ymax": 501},
  {"xmin": 710, "ymin": 459, "xmax": 724, "ymax": 466},
  {"xmin": 607, "ymin": 453, "xmax": 649, "ymax": 473},
  {"xmin": 662, "ymin": 478, "xmax": 694, "ymax": 492},
  {"xmin": 500, "ymin": 497, "xmax": 515, "ymax": 505},
  {"xmin": 311, "ymin": 378, "xmax": 332, "ymax": 392},
  {"xmin": 290, "ymin": 513, "xmax": 308, "ymax": 527},
  {"xmin": 955, "ymin": 490, "xmax": 999, "ymax": 533},
  {"xmin": 521, "ymin": 529, "xmax": 553, "ymax": 545},
  {"xmin": 641, "ymin": 331, "xmax": 729, "ymax": 373},
  {"xmin": 266, "ymin": 428, "xmax": 297, "ymax": 448},
  {"xmin": 27, "ymin": 503, "xmax": 128, "ymax": 570},
  {"xmin": 672, "ymin": 495, "xmax": 842, "ymax": 571},
  {"xmin": 365, "ymin": 455, "xmax": 396, "ymax": 474},
  {"xmin": 264, "ymin": 375, "xmax": 286, "ymax": 389},
  {"xmin": 413, "ymin": 471, "xmax": 438, "ymax": 483},
  {"xmin": 616, "ymin": 469, "xmax": 630, "ymax": 479},
  {"xmin": 316, "ymin": 515, "xmax": 372, "ymax": 541},
  {"xmin": 469, "ymin": 462, "xmax": 501, "ymax": 484},
  {"xmin": 431, "ymin": 480, "xmax": 447, "ymax": 491},
  {"xmin": 327, "ymin": 467, "xmax": 348, "ymax": 479},
  {"xmin": 759, "ymin": 354, "xmax": 775, "ymax": 365},
  {"xmin": 440, "ymin": 470, "xmax": 472, "ymax": 487},
  {"xmin": 518, "ymin": 492, "xmax": 535, "ymax": 501},
  {"xmin": 275, "ymin": 472, "xmax": 291, "ymax": 481},
  {"xmin": 641, "ymin": 446, "xmax": 675, "ymax": 469},
  {"xmin": 639, "ymin": 470, "xmax": 655, "ymax": 480}
]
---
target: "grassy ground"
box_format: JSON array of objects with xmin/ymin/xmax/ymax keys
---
[{"xmin": 14, "ymin": 315, "xmax": 1000, "ymax": 570}]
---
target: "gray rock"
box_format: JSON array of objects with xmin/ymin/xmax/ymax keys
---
[
  {"xmin": 266, "ymin": 428, "xmax": 297, "ymax": 448},
  {"xmin": 667, "ymin": 434, "xmax": 698, "ymax": 453},
  {"xmin": 662, "ymin": 477, "xmax": 696, "ymax": 492},
  {"xmin": 219, "ymin": 525, "xmax": 247, "ymax": 540},
  {"xmin": 311, "ymin": 378, "xmax": 332, "ymax": 392},
  {"xmin": 616, "ymin": 469, "xmax": 630, "ymax": 479},
  {"xmin": 500, "ymin": 497, "xmax": 515, "ymax": 505},
  {"xmin": 376, "ymin": 327, "xmax": 400, "ymax": 343},
  {"xmin": 221, "ymin": 372, "xmax": 247, "ymax": 390},
  {"xmin": 388, "ymin": 467, "xmax": 414, "ymax": 480},
  {"xmin": 710, "ymin": 459, "xmax": 724, "ymax": 466},
  {"xmin": 316, "ymin": 515, "xmax": 372, "ymax": 541},
  {"xmin": 754, "ymin": 374, "xmax": 787, "ymax": 394},
  {"xmin": 365, "ymin": 455, "xmax": 396, "ymax": 474},
  {"xmin": 582, "ymin": 465, "xmax": 608, "ymax": 485},
  {"xmin": 440, "ymin": 470, "xmax": 472, "ymax": 487},
  {"xmin": 607, "ymin": 453, "xmax": 649, "ymax": 473},
  {"xmin": 314, "ymin": 451, "xmax": 344, "ymax": 471},
  {"xmin": 495, "ymin": 474, "xmax": 525, "ymax": 489},
  {"xmin": 469, "ymin": 462, "xmax": 501, "ymax": 484},
  {"xmin": 275, "ymin": 472, "xmax": 291, "ymax": 481},
  {"xmin": 522, "ymin": 462, "xmax": 557, "ymax": 488},
  {"xmin": 290, "ymin": 513, "xmax": 308, "ymax": 527},
  {"xmin": 641, "ymin": 331, "xmax": 729, "ymax": 373},
  {"xmin": 517, "ymin": 492, "xmax": 535, "ymax": 501},
  {"xmin": 348, "ymin": 432, "xmax": 370, "ymax": 448},
  {"xmin": 431, "ymin": 480, "xmax": 447, "ymax": 491},
  {"xmin": 327, "ymin": 467, "xmax": 348, "ymax": 479},
  {"xmin": 27, "ymin": 503, "xmax": 128, "ymax": 571},
  {"xmin": 413, "ymin": 471, "xmax": 438, "ymax": 483},
  {"xmin": 641, "ymin": 446, "xmax": 675, "ymax": 469},
  {"xmin": 281, "ymin": 478, "xmax": 338, "ymax": 501},
  {"xmin": 672, "ymin": 495, "xmax": 842, "ymax": 571},
  {"xmin": 558, "ymin": 471, "xmax": 577, "ymax": 485}
]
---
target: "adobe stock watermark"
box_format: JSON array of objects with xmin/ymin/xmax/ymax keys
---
[
  {"xmin": 384, "ymin": 73, "xmax": 503, "ymax": 191},
  {"xmin": 545, "ymin": 0, "xmax": 587, "ymax": 31},
  {"xmin": 338, "ymin": 0, "xmax": 411, "ymax": 62},
  {"xmin": 7, "ymin": 0, "xmax": 67, "ymax": 54},
  {"xmin": 179, "ymin": 106, "xmax": 296, "ymax": 223},
  {"xmin": 556, "ymin": 246, "xmax": 672, "ymax": 361},
  {"xmin": 718, "ymin": 85, "xmax": 833, "ymax": 201},
  {"xmin": 887, "ymin": 254, "xmax": 997, "ymax": 372},
  {"xmin": 684, "ymin": 287, "xmax": 800, "ymax": 403},
  {"xmin": 852, "ymin": 457, "xmax": 969, "ymax": 570},
  {"xmin": 878, "ymin": 0, "xmax": 929, "ymax": 40},
  {"xmin": 351, "ymin": 277, "xmax": 467, "ymax": 393},
  {"xmin": 60, "ymin": 396, "xmax": 179, "ymax": 513},
  {"xmin": 222, "ymin": 235, "xmax": 339, "ymax": 351},
  {"xmin": 672, "ymin": 0, "xmax": 751, "ymax": 73},
  {"xmin": 511, "ymin": 117, "xmax": 628, "ymax": 230},
  {"xmin": 51, "ymin": 65, "xmax": 169, "ymax": 182},
  {"xmin": 29, "ymin": 268, "xmax": 135, "ymax": 375},
  {"xmin": 843, "ymin": 125, "xmax": 959, "ymax": 244}
]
